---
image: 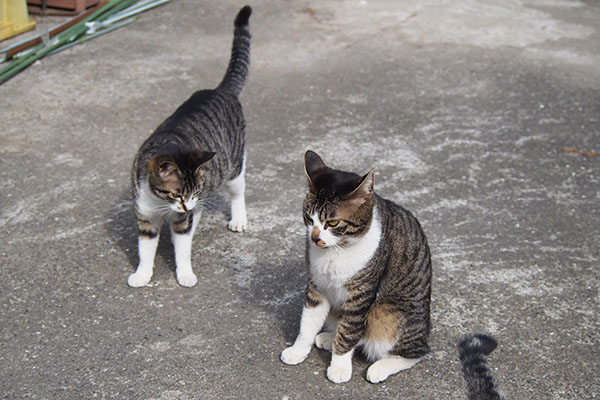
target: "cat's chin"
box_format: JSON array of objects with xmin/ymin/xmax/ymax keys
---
[{"xmin": 171, "ymin": 206, "xmax": 194, "ymax": 213}]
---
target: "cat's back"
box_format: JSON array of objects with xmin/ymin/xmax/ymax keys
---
[
  {"xmin": 136, "ymin": 86, "xmax": 245, "ymax": 180},
  {"xmin": 375, "ymin": 194, "xmax": 431, "ymax": 300},
  {"xmin": 377, "ymin": 194, "xmax": 429, "ymax": 250},
  {"xmin": 157, "ymin": 88, "xmax": 243, "ymax": 138}
]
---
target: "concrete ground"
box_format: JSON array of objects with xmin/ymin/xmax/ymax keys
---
[{"xmin": 1, "ymin": 0, "xmax": 599, "ymax": 398}]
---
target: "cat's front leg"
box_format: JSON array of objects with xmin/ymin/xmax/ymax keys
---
[
  {"xmin": 171, "ymin": 212, "xmax": 200, "ymax": 287},
  {"xmin": 281, "ymin": 283, "xmax": 330, "ymax": 365},
  {"xmin": 328, "ymin": 314, "xmax": 360, "ymax": 383},
  {"xmin": 224, "ymin": 162, "xmax": 247, "ymax": 232},
  {"xmin": 128, "ymin": 216, "xmax": 160, "ymax": 287},
  {"xmin": 327, "ymin": 348, "xmax": 355, "ymax": 384},
  {"xmin": 326, "ymin": 331, "xmax": 357, "ymax": 384},
  {"xmin": 326, "ymin": 291, "xmax": 374, "ymax": 383}
]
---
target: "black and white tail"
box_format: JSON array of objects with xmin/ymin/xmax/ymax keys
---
[
  {"xmin": 458, "ymin": 334, "xmax": 505, "ymax": 400},
  {"xmin": 218, "ymin": 5, "xmax": 252, "ymax": 96}
]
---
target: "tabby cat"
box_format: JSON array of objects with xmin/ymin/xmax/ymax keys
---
[
  {"xmin": 458, "ymin": 334, "xmax": 504, "ymax": 400},
  {"xmin": 281, "ymin": 150, "xmax": 432, "ymax": 383},
  {"xmin": 127, "ymin": 6, "xmax": 252, "ymax": 288}
]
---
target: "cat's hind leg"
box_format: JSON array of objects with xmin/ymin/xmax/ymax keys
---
[
  {"xmin": 366, "ymin": 356, "xmax": 421, "ymax": 384},
  {"xmin": 315, "ymin": 312, "xmax": 338, "ymax": 351},
  {"xmin": 224, "ymin": 157, "xmax": 247, "ymax": 232},
  {"xmin": 362, "ymin": 301, "xmax": 424, "ymax": 383},
  {"xmin": 128, "ymin": 216, "xmax": 160, "ymax": 287},
  {"xmin": 171, "ymin": 211, "xmax": 200, "ymax": 287}
]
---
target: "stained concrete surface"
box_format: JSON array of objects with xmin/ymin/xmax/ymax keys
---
[{"xmin": 1, "ymin": 0, "xmax": 599, "ymax": 399}]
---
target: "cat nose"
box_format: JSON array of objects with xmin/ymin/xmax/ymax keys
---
[
  {"xmin": 311, "ymin": 227, "xmax": 320, "ymax": 244},
  {"xmin": 311, "ymin": 228, "xmax": 326, "ymax": 247}
]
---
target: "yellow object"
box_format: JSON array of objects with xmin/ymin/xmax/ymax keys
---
[{"xmin": 0, "ymin": 0, "xmax": 35, "ymax": 41}]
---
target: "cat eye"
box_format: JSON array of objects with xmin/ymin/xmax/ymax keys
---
[{"xmin": 326, "ymin": 220, "xmax": 340, "ymax": 228}]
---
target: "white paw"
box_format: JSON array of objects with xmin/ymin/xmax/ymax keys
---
[
  {"xmin": 327, "ymin": 365, "xmax": 352, "ymax": 384},
  {"xmin": 315, "ymin": 332, "xmax": 333, "ymax": 351},
  {"xmin": 281, "ymin": 346, "xmax": 310, "ymax": 365},
  {"xmin": 176, "ymin": 272, "xmax": 198, "ymax": 287},
  {"xmin": 366, "ymin": 362, "xmax": 392, "ymax": 384},
  {"xmin": 228, "ymin": 218, "xmax": 247, "ymax": 232},
  {"xmin": 128, "ymin": 272, "xmax": 151, "ymax": 287}
]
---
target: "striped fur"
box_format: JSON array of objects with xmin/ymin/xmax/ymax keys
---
[
  {"xmin": 127, "ymin": 6, "xmax": 252, "ymax": 288},
  {"xmin": 281, "ymin": 151, "xmax": 431, "ymax": 383},
  {"xmin": 458, "ymin": 334, "xmax": 504, "ymax": 400}
]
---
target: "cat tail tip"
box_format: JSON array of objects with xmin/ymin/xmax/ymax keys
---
[
  {"xmin": 235, "ymin": 5, "xmax": 252, "ymax": 27},
  {"xmin": 458, "ymin": 333, "xmax": 498, "ymax": 358}
]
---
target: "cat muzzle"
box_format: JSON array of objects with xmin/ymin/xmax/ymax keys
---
[
  {"xmin": 311, "ymin": 228, "xmax": 327, "ymax": 247},
  {"xmin": 311, "ymin": 236, "xmax": 327, "ymax": 248}
]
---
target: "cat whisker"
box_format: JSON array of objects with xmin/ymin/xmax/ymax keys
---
[{"xmin": 329, "ymin": 243, "xmax": 345, "ymax": 256}]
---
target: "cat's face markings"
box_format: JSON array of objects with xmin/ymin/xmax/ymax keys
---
[
  {"xmin": 148, "ymin": 151, "xmax": 216, "ymax": 213},
  {"xmin": 303, "ymin": 150, "xmax": 376, "ymax": 247},
  {"xmin": 307, "ymin": 212, "xmax": 342, "ymax": 248}
]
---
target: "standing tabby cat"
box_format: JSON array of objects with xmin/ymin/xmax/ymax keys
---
[
  {"xmin": 128, "ymin": 6, "xmax": 252, "ymax": 288},
  {"xmin": 281, "ymin": 150, "xmax": 432, "ymax": 383}
]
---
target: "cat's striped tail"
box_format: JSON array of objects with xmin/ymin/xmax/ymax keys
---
[
  {"xmin": 218, "ymin": 5, "xmax": 252, "ymax": 96},
  {"xmin": 458, "ymin": 334, "xmax": 504, "ymax": 400}
]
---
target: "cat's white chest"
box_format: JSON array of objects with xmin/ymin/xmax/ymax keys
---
[
  {"xmin": 136, "ymin": 179, "xmax": 169, "ymax": 220},
  {"xmin": 308, "ymin": 209, "xmax": 381, "ymax": 309}
]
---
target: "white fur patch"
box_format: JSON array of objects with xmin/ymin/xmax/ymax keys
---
[
  {"xmin": 366, "ymin": 356, "xmax": 421, "ymax": 384},
  {"xmin": 327, "ymin": 348, "xmax": 354, "ymax": 383},
  {"xmin": 308, "ymin": 207, "xmax": 382, "ymax": 309},
  {"xmin": 136, "ymin": 179, "xmax": 170, "ymax": 221},
  {"xmin": 360, "ymin": 338, "xmax": 396, "ymax": 362},
  {"xmin": 281, "ymin": 299, "xmax": 331, "ymax": 365},
  {"xmin": 136, "ymin": 178, "xmax": 198, "ymax": 219},
  {"xmin": 224, "ymin": 156, "xmax": 247, "ymax": 232},
  {"xmin": 128, "ymin": 235, "xmax": 159, "ymax": 287}
]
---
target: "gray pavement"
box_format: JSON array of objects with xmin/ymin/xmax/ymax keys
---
[{"xmin": 1, "ymin": 0, "xmax": 599, "ymax": 399}]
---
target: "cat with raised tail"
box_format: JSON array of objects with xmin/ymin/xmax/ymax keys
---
[
  {"xmin": 128, "ymin": 6, "xmax": 252, "ymax": 288},
  {"xmin": 281, "ymin": 150, "xmax": 432, "ymax": 384},
  {"xmin": 458, "ymin": 334, "xmax": 505, "ymax": 400}
]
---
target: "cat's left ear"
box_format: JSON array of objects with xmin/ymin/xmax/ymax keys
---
[
  {"xmin": 347, "ymin": 168, "xmax": 375, "ymax": 202},
  {"xmin": 191, "ymin": 150, "xmax": 216, "ymax": 172}
]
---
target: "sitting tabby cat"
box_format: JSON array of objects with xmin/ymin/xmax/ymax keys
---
[
  {"xmin": 458, "ymin": 334, "xmax": 505, "ymax": 400},
  {"xmin": 127, "ymin": 6, "xmax": 252, "ymax": 288},
  {"xmin": 281, "ymin": 150, "xmax": 432, "ymax": 383}
]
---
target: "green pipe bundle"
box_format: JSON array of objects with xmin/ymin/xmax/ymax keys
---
[{"xmin": 0, "ymin": 0, "xmax": 168, "ymax": 85}]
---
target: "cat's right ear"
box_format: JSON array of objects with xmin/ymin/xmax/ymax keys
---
[
  {"xmin": 304, "ymin": 150, "xmax": 327, "ymax": 189},
  {"xmin": 149, "ymin": 156, "xmax": 181, "ymax": 182}
]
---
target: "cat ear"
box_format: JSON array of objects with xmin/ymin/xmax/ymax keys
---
[
  {"xmin": 149, "ymin": 156, "xmax": 182, "ymax": 192},
  {"xmin": 345, "ymin": 168, "xmax": 375, "ymax": 203},
  {"xmin": 304, "ymin": 150, "xmax": 327, "ymax": 188},
  {"xmin": 354, "ymin": 168, "xmax": 375, "ymax": 196},
  {"xmin": 149, "ymin": 156, "xmax": 181, "ymax": 180},
  {"xmin": 190, "ymin": 150, "xmax": 216, "ymax": 170}
]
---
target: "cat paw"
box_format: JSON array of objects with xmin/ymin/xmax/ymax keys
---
[
  {"xmin": 228, "ymin": 218, "xmax": 247, "ymax": 232},
  {"xmin": 281, "ymin": 346, "xmax": 310, "ymax": 365},
  {"xmin": 128, "ymin": 272, "xmax": 151, "ymax": 287},
  {"xmin": 176, "ymin": 272, "xmax": 198, "ymax": 287},
  {"xmin": 327, "ymin": 365, "xmax": 352, "ymax": 384},
  {"xmin": 366, "ymin": 356, "xmax": 420, "ymax": 383},
  {"xmin": 366, "ymin": 362, "xmax": 392, "ymax": 384},
  {"xmin": 315, "ymin": 332, "xmax": 333, "ymax": 351}
]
